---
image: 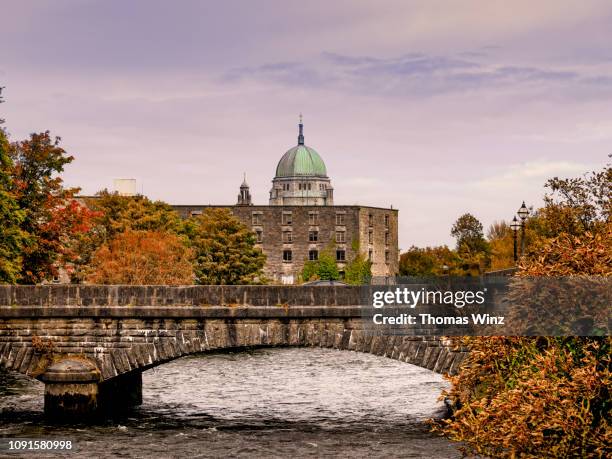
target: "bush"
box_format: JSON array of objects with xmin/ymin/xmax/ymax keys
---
[
  {"xmin": 436, "ymin": 214, "xmax": 611, "ymax": 455},
  {"xmin": 301, "ymin": 249, "xmax": 339, "ymax": 282},
  {"xmin": 438, "ymin": 336, "xmax": 610, "ymax": 458}
]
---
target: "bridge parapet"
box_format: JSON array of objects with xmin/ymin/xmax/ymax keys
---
[{"xmin": 0, "ymin": 285, "xmax": 363, "ymax": 308}]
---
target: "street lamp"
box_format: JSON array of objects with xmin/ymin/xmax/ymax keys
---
[
  {"xmin": 517, "ymin": 201, "xmax": 530, "ymax": 257},
  {"xmin": 510, "ymin": 216, "xmax": 520, "ymax": 263}
]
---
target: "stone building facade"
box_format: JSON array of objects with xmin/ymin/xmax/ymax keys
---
[
  {"xmin": 173, "ymin": 204, "xmax": 398, "ymax": 284},
  {"xmin": 172, "ymin": 118, "xmax": 399, "ymax": 284}
]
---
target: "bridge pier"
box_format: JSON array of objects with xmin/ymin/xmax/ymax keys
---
[
  {"xmin": 41, "ymin": 359, "xmax": 100, "ymax": 422},
  {"xmin": 99, "ymin": 371, "xmax": 143, "ymax": 411},
  {"xmin": 41, "ymin": 359, "xmax": 143, "ymax": 421}
]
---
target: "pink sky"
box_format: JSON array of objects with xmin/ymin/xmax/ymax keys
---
[{"xmin": 1, "ymin": 0, "xmax": 611, "ymax": 248}]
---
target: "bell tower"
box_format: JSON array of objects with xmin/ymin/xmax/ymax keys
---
[{"xmin": 237, "ymin": 173, "xmax": 252, "ymax": 206}]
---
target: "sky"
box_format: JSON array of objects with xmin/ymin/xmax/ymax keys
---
[{"xmin": 1, "ymin": 0, "xmax": 611, "ymax": 249}]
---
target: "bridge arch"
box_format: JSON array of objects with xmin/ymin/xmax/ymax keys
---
[
  {"xmin": 0, "ymin": 286, "xmax": 468, "ymax": 418},
  {"xmin": 0, "ymin": 316, "xmax": 466, "ymax": 379}
]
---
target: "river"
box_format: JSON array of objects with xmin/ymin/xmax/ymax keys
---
[{"xmin": 0, "ymin": 348, "xmax": 461, "ymax": 458}]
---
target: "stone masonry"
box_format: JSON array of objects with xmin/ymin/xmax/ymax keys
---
[
  {"xmin": 0, "ymin": 285, "xmax": 465, "ymax": 382},
  {"xmin": 172, "ymin": 205, "xmax": 400, "ymax": 283}
]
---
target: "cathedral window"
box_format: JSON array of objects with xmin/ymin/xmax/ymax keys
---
[
  {"xmin": 368, "ymin": 229, "xmax": 373, "ymax": 244},
  {"xmin": 282, "ymin": 212, "xmax": 292, "ymax": 225},
  {"xmin": 335, "ymin": 213, "xmax": 345, "ymax": 225},
  {"xmin": 336, "ymin": 231, "xmax": 346, "ymax": 243},
  {"xmin": 252, "ymin": 213, "xmax": 262, "ymax": 225},
  {"xmin": 308, "ymin": 183, "xmax": 312, "ymax": 190},
  {"xmin": 368, "ymin": 249, "xmax": 373, "ymax": 261},
  {"xmin": 385, "ymin": 231, "xmax": 389, "ymax": 246},
  {"xmin": 384, "ymin": 214, "xmax": 390, "ymax": 227},
  {"xmin": 283, "ymin": 231, "xmax": 293, "ymax": 243},
  {"xmin": 309, "ymin": 250, "xmax": 318, "ymax": 261},
  {"xmin": 336, "ymin": 250, "xmax": 346, "ymax": 262},
  {"xmin": 255, "ymin": 230, "xmax": 263, "ymax": 243},
  {"xmin": 385, "ymin": 250, "xmax": 390, "ymax": 264},
  {"xmin": 309, "ymin": 231, "xmax": 318, "ymax": 242},
  {"xmin": 283, "ymin": 250, "xmax": 293, "ymax": 262},
  {"xmin": 308, "ymin": 212, "xmax": 319, "ymax": 225},
  {"xmin": 368, "ymin": 214, "xmax": 373, "ymax": 227}
]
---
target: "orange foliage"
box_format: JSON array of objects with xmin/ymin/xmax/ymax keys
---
[
  {"xmin": 519, "ymin": 227, "xmax": 611, "ymax": 276},
  {"xmin": 437, "ymin": 223, "xmax": 611, "ymax": 457},
  {"xmin": 438, "ymin": 336, "xmax": 610, "ymax": 458},
  {"xmin": 87, "ymin": 230, "xmax": 194, "ymax": 285}
]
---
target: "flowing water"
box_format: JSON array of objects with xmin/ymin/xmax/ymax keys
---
[{"xmin": 0, "ymin": 348, "xmax": 461, "ymax": 458}]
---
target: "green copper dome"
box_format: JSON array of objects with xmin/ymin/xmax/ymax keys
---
[
  {"xmin": 275, "ymin": 145, "xmax": 327, "ymax": 177},
  {"xmin": 275, "ymin": 119, "xmax": 328, "ymax": 178}
]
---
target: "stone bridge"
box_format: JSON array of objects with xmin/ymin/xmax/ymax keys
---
[{"xmin": 0, "ymin": 286, "xmax": 467, "ymax": 419}]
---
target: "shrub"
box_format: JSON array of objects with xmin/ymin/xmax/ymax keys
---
[{"xmin": 437, "ymin": 336, "xmax": 610, "ymax": 458}]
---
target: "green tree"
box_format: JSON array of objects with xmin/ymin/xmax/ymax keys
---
[
  {"xmin": 187, "ymin": 208, "xmax": 266, "ymax": 284},
  {"xmin": 301, "ymin": 247, "xmax": 340, "ymax": 282},
  {"xmin": 451, "ymin": 213, "xmax": 488, "ymax": 252},
  {"xmin": 344, "ymin": 240, "xmax": 372, "ymax": 284},
  {"xmin": 0, "ymin": 127, "xmax": 27, "ymax": 283},
  {"xmin": 451, "ymin": 213, "xmax": 490, "ymax": 274}
]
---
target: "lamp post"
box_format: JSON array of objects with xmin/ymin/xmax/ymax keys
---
[
  {"xmin": 517, "ymin": 201, "xmax": 529, "ymax": 258},
  {"xmin": 510, "ymin": 216, "xmax": 520, "ymax": 263}
]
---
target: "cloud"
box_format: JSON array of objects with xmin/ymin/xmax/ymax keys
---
[
  {"xmin": 224, "ymin": 51, "xmax": 610, "ymax": 100},
  {"xmin": 470, "ymin": 160, "xmax": 597, "ymax": 193}
]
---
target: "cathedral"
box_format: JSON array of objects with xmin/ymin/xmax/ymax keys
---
[{"xmin": 174, "ymin": 118, "xmax": 399, "ymax": 284}]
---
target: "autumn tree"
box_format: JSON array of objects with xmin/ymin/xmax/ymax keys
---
[
  {"xmin": 186, "ymin": 208, "xmax": 266, "ymax": 285},
  {"xmin": 0, "ymin": 125, "xmax": 27, "ymax": 283},
  {"xmin": 70, "ymin": 191, "xmax": 185, "ymax": 282},
  {"xmin": 486, "ymin": 220, "xmax": 516, "ymax": 270},
  {"xmin": 87, "ymin": 230, "xmax": 194, "ymax": 285},
  {"xmin": 440, "ymin": 161, "xmax": 611, "ymax": 458},
  {"xmin": 85, "ymin": 190, "xmax": 184, "ymax": 240},
  {"xmin": 540, "ymin": 160, "xmax": 611, "ymax": 237},
  {"xmin": 0, "ymin": 86, "xmax": 5, "ymax": 125},
  {"xmin": 9, "ymin": 131, "xmax": 96, "ymax": 283},
  {"xmin": 399, "ymin": 245, "xmax": 461, "ymax": 276}
]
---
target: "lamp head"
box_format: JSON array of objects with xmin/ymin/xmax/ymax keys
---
[
  {"xmin": 517, "ymin": 201, "xmax": 529, "ymax": 220},
  {"xmin": 510, "ymin": 216, "xmax": 520, "ymax": 231}
]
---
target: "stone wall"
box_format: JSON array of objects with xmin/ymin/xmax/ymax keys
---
[{"xmin": 0, "ymin": 286, "xmax": 467, "ymax": 383}]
